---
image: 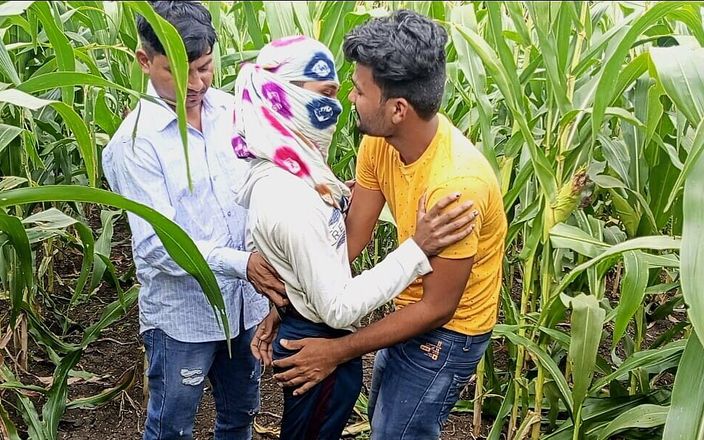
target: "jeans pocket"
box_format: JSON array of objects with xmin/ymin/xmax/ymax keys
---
[{"xmin": 398, "ymin": 333, "xmax": 452, "ymax": 374}]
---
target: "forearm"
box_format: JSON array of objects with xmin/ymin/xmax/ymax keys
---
[
  {"xmin": 345, "ymin": 222, "xmax": 374, "ymax": 263},
  {"xmin": 138, "ymin": 233, "xmax": 250, "ymax": 279},
  {"xmin": 309, "ymin": 239, "xmax": 431, "ymax": 329},
  {"xmin": 332, "ymin": 300, "xmax": 451, "ymax": 363},
  {"xmin": 330, "ymin": 255, "xmax": 474, "ymax": 362}
]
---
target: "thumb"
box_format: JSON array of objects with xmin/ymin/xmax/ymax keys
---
[
  {"xmin": 280, "ymin": 339, "xmax": 301, "ymax": 350},
  {"xmin": 417, "ymin": 190, "xmax": 427, "ymax": 217}
]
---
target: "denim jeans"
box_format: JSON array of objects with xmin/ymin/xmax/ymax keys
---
[
  {"xmin": 142, "ymin": 327, "xmax": 260, "ymax": 440},
  {"xmin": 273, "ymin": 316, "xmax": 363, "ymax": 440},
  {"xmin": 367, "ymin": 327, "xmax": 492, "ymax": 439}
]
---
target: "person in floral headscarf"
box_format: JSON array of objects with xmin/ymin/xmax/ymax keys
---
[{"xmin": 233, "ymin": 35, "xmax": 475, "ymax": 439}]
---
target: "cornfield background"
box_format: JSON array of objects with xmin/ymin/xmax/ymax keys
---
[{"xmin": 0, "ymin": 1, "xmax": 703, "ymax": 439}]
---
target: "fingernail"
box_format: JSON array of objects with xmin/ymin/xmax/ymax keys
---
[{"xmin": 473, "ymin": 210, "xmax": 479, "ymax": 215}]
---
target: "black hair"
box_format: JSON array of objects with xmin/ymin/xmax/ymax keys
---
[
  {"xmin": 137, "ymin": 1, "xmax": 216, "ymax": 62},
  {"xmin": 343, "ymin": 9, "xmax": 448, "ymax": 120}
]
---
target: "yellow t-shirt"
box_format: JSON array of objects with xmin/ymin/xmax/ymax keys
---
[{"xmin": 355, "ymin": 114, "xmax": 507, "ymax": 335}]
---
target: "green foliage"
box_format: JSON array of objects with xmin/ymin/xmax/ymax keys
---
[{"xmin": 0, "ymin": 2, "xmax": 703, "ymax": 439}]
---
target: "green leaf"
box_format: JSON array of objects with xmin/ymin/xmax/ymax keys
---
[
  {"xmin": 42, "ymin": 350, "xmax": 81, "ymax": 437},
  {"xmin": 0, "ymin": 185, "xmax": 230, "ymax": 344},
  {"xmin": 0, "ymin": 89, "xmax": 97, "ymax": 186},
  {"xmin": 67, "ymin": 366, "xmax": 136, "ymax": 410},
  {"xmin": 450, "ymin": 4, "xmax": 499, "ymax": 174},
  {"xmin": 598, "ymin": 404, "xmax": 668, "ymax": 440},
  {"xmin": 452, "ymin": 22, "xmax": 557, "ymax": 199},
  {"xmin": 0, "ymin": 39, "xmax": 20, "ymax": 86},
  {"xmin": 0, "ymin": 213, "xmax": 33, "ymax": 327},
  {"xmin": 550, "ymin": 222, "xmax": 609, "ymax": 258},
  {"xmin": 318, "ymin": 1, "xmax": 356, "ymax": 67},
  {"xmin": 0, "ymin": 399, "xmax": 21, "ymax": 440},
  {"xmin": 487, "ymin": 382, "xmax": 515, "ymax": 440},
  {"xmin": 292, "ymin": 1, "xmax": 313, "ymax": 37},
  {"xmin": 592, "ymin": 2, "xmax": 685, "ymax": 139},
  {"xmin": 681, "ymin": 140, "xmax": 704, "ymax": 344},
  {"xmin": 650, "ymin": 45, "xmax": 704, "ymax": 127},
  {"xmin": 590, "ymin": 340, "xmax": 685, "ymax": 393},
  {"xmin": 663, "ymin": 333, "xmax": 704, "ymax": 440},
  {"xmin": 17, "ymin": 71, "xmax": 141, "ymax": 97},
  {"xmin": 243, "ymin": 1, "xmax": 265, "ymax": 48},
  {"xmin": 263, "ymin": 1, "xmax": 297, "ymax": 39},
  {"xmin": 551, "ymin": 236, "xmax": 681, "ymax": 303},
  {"xmin": 0, "ymin": 1, "xmax": 34, "ymax": 16},
  {"xmin": 0, "ymin": 124, "xmax": 23, "ymax": 156},
  {"xmin": 71, "ymin": 221, "xmax": 95, "ymax": 305},
  {"xmin": 32, "ymin": 1, "xmax": 75, "ymax": 106},
  {"xmin": 526, "ymin": 2, "xmax": 570, "ymax": 114},
  {"xmin": 17, "ymin": 393, "xmax": 44, "ymax": 439},
  {"xmin": 81, "ymin": 286, "xmax": 138, "ymax": 348},
  {"xmin": 493, "ymin": 326, "xmax": 574, "ymax": 414},
  {"xmin": 664, "ymin": 118, "xmax": 704, "ymax": 212},
  {"xmin": 613, "ymin": 251, "xmax": 648, "ymax": 345},
  {"xmin": 563, "ymin": 293, "xmax": 605, "ymax": 419},
  {"xmin": 89, "ymin": 209, "xmax": 121, "ymax": 292}
]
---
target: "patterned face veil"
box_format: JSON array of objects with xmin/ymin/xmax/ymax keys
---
[{"xmin": 232, "ymin": 35, "xmax": 350, "ymax": 209}]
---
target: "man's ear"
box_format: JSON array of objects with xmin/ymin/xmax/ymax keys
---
[
  {"xmin": 135, "ymin": 48, "xmax": 151, "ymax": 74},
  {"xmin": 390, "ymin": 97, "xmax": 410, "ymax": 125}
]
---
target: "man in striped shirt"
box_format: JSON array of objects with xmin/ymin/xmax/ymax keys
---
[{"xmin": 101, "ymin": 2, "xmax": 284, "ymax": 439}]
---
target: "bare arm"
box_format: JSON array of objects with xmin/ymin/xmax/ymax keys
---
[
  {"xmin": 345, "ymin": 184, "xmax": 385, "ymax": 263},
  {"xmin": 273, "ymin": 255, "xmax": 474, "ymax": 394}
]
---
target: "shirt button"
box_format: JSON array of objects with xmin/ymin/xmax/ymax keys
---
[{"xmin": 227, "ymin": 211, "xmax": 232, "ymax": 217}]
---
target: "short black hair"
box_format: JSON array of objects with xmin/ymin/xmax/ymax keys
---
[
  {"xmin": 343, "ymin": 9, "xmax": 448, "ymax": 120},
  {"xmin": 137, "ymin": 1, "xmax": 216, "ymax": 62}
]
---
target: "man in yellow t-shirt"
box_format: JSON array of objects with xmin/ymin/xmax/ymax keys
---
[{"xmin": 273, "ymin": 10, "xmax": 507, "ymax": 438}]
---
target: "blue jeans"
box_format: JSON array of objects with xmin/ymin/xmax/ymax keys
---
[
  {"xmin": 142, "ymin": 327, "xmax": 260, "ymax": 440},
  {"xmin": 273, "ymin": 316, "xmax": 363, "ymax": 440},
  {"xmin": 367, "ymin": 327, "xmax": 492, "ymax": 439}
]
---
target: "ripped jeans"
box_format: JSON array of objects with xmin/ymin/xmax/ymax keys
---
[{"xmin": 142, "ymin": 327, "xmax": 260, "ymax": 440}]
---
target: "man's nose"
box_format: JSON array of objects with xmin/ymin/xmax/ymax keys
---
[{"xmin": 188, "ymin": 72, "xmax": 204, "ymax": 91}]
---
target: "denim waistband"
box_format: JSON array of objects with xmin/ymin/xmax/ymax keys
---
[
  {"xmin": 279, "ymin": 313, "xmax": 352, "ymax": 339},
  {"xmin": 427, "ymin": 326, "xmax": 493, "ymax": 344}
]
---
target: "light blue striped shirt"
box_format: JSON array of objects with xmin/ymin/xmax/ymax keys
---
[{"xmin": 101, "ymin": 83, "xmax": 269, "ymax": 343}]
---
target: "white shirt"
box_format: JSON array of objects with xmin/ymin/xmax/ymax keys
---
[{"xmin": 236, "ymin": 162, "xmax": 432, "ymax": 330}]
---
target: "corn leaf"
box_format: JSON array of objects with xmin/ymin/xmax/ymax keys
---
[
  {"xmin": 0, "ymin": 213, "xmax": 33, "ymax": 327},
  {"xmin": 563, "ymin": 293, "xmax": 605, "ymax": 420},
  {"xmin": 663, "ymin": 333, "xmax": 704, "ymax": 440},
  {"xmin": 0, "ymin": 185, "xmax": 230, "ymax": 344},
  {"xmin": 613, "ymin": 251, "xmax": 649, "ymax": 345},
  {"xmin": 598, "ymin": 404, "xmax": 668, "ymax": 440}
]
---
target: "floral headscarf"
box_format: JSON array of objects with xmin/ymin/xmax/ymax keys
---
[{"xmin": 232, "ymin": 35, "xmax": 350, "ymax": 209}]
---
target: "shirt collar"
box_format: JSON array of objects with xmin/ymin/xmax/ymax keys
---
[{"xmin": 142, "ymin": 81, "xmax": 228, "ymax": 132}]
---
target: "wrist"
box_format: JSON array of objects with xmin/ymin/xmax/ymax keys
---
[
  {"xmin": 411, "ymin": 235, "xmax": 429, "ymax": 256},
  {"xmin": 245, "ymin": 251, "xmax": 255, "ymax": 280},
  {"xmin": 332, "ymin": 334, "xmax": 358, "ymax": 364}
]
